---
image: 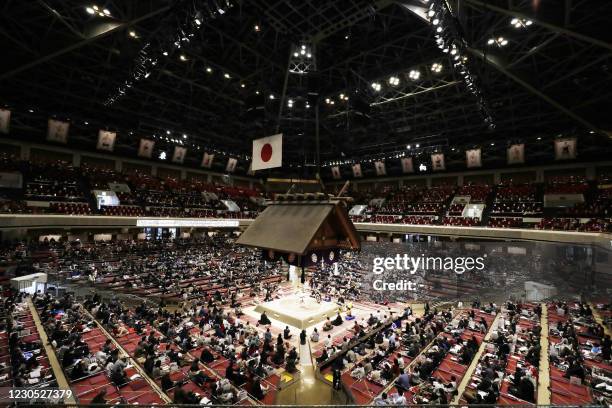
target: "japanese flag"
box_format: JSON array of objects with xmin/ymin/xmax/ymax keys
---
[{"xmin": 252, "ymin": 133, "xmax": 282, "ymax": 171}]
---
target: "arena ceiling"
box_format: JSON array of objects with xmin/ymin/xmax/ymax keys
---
[{"xmin": 1, "ymin": 0, "xmax": 611, "ymax": 177}]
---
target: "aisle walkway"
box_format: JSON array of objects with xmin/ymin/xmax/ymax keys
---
[
  {"xmin": 451, "ymin": 311, "xmax": 501, "ymax": 404},
  {"xmin": 26, "ymin": 298, "xmax": 77, "ymax": 405},
  {"xmin": 537, "ymin": 303, "xmax": 551, "ymax": 405}
]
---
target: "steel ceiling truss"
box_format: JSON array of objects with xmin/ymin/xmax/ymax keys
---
[{"xmin": 0, "ymin": 0, "xmax": 610, "ymax": 170}]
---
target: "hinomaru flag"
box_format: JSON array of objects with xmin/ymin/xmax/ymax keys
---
[
  {"xmin": 466, "ymin": 148, "xmax": 482, "ymax": 168},
  {"xmin": 97, "ymin": 130, "xmax": 116, "ymax": 152},
  {"xmin": 401, "ymin": 157, "xmax": 414, "ymax": 173},
  {"xmin": 252, "ymin": 133, "xmax": 282, "ymax": 171},
  {"xmin": 374, "ymin": 161, "xmax": 386, "ymax": 176},
  {"xmin": 507, "ymin": 143, "xmax": 525, "ymax": 164},
  {"xmin": 47, "ymin": 119, "xmax": 69, "ymax": 143},
  {"xmin": 138, "ymin": 138, "xmax": 155, "ymax": 158},
  {"xmin": 172, "ymin": 146, "xmax": 187, "ymax": 164},
  {"xmin": 431, "ymin": 153, "xmax": 445, "ymax": 171},
  {"xmin": 331, "ymin": 166, "xmax": 341, "ymax": 180},
  {"xmin": 352, "ymin": 163, "xmax": 362, "ymax": 178},
  {"xmin": 554, "ymin": 138, "xmax": 577, "ymax": 160},
  {"xmin": 0, "ymin": 109, "xmax": 11, "ymax": 134},
  {"xmin": 226, "ymin": 157, "xmax": 237, "ymax": 173}
]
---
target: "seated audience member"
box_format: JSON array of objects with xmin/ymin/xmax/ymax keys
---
[
  {"xmin": 259, "ymin": 311, "xmax": 271, "ymax": 325},
  {"xmin": 323, "ymin": 317, "xmax": 333, "ymax": 331},
  {"xmin": 332, "ymin": 312, "xmax": 343, "ymax": 326},
  {"xmin": 251, "ymin": 377, "xmax": 269, "ymax": 400},
  {"xmin": 310, "ymin": 328, "xmax": 319, "ymax": 342}
]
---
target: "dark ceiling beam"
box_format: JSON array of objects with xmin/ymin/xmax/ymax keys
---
[
  {"xmin": 0, "ymin": 4, "xmax": 171, "ymax": 81},
  {"xmin": 464, "ymin": 0, "xmax": 612, "ymax": 53},
  {"xmin": 541, "ymin": 52, "xmax": 612, "ymax": 90},
  {"xmin": 318, "ymin": 27, "xmax": 431, "ymax": 73},
  {"xmin": 310, "ymin": 0, "xmax": 395, "ymax": 43},
  {"xmin": 507, "ymin": 33, "xmax": 560, "ymax": 68},
  {"xmin": 467, "ymin": 47, "xmax": 603, "ymax": 136},
  {"xmin": 37, "ymin": 0, "xmax": 84, "ymax": 39},
  {"xmin": 159, "ymin": 70, "xmax": 244, "ymax": 105},
  {"xmin": 371, "ymin": 81, "xmax": 461, "ymax": 106},
  {"xmin": 204, "ymin": 24, "xmax": 284, "ymax": 71}
]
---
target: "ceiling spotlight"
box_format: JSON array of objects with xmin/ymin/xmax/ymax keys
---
[
  {"xmin": 306, "ymin": 53, "xmax": 312, "ymax": 58},
  {"xmin": 159, "ymin": 151, "xmax": 167, "ymax": 160},
  {"xmin": 223, "ymin": 73, "xmax": 231, "ymax": 79},
  {"xmin": 206, "ymin": 67, "xmax": 212, "ymax": 73},
  {"xmin": 194, "ymin": 18, "xmax": 202, "ymax": 26},
  {"xmin": 325, "ymin": 98, "xmax": 330, "ymax": 104},
  {"xmin": 255, "ymin": 90, "xmax": 260, "ymax": 95},
  {"xmin": 269, "ymin": 94, "xmax": 275, "ymax": 100},
  {"xmin": 254, "ymin": 24, "xmax": 260, "ymax": 32},
  {"xmin": 102, "ymin": 8, "xmax": 110, "ymax": 16},
  {"xmin": 86, "ymin": 7, "xmax": 95, "ymax": 14},
  {"xmin": 129, "ymin": 30, "xmax": 137, "ymax": 38},
  {"xmin": 371, "ymin": 82, "xmax": 382, "ymax": 92},
  {"xmin": 179, "ymin": 54, "xmax": 187, "ymax": 61},
  {"xmin": 162, "ymin": 51, "xmax": 168, "ymax": 56},
  {"xmin": 240, "ymin": 83, "xmax": 245, "ymax": 88},
  {"xmin": 488, "ymin": 37, "xmax": 509, "ymax": 47},
  {"xmin": 407, "ymin": 145, "xmax": 411, "ymax": 150},
  {"xmin": 511, "ymin": 17, "xmax": 533, "ymax": 28},
  {"xmin": 408, "ymin": 70, "xmax": 421, "ymax": 80},
  {"xmin": 436, "ymin": 26, "xmax": 443, "ymax": 33},
  {"xmin": 293, "ymin": 52, "xmax": 299, "ymax": 57},
  {"xmin": 28, "ymin": 108, "xmax": 34, "ymax": 113},
  {"xmin": 415, "ymin": 144, "xmax": 420, "ymax": 148},
  {"xmin": 431, "ymin": 62, "xmax": 443, "ymax": 73},
  {"xmin": 287, "ymin": 99, "xmax": 294, "ymax": 108},
  {"xmin": 428, "ymin": 9, "xmax": 435, "ymax": 17},
  {"xmin": 183, "ymin": 134, "xmax": 187, "ymax": 139},
  {"xmin": 300, "ymin": 49, "xmax": 306, "ymax": 55},
  {"xmin": 432, "ymin": 18, "xmax": 439, "ymax": 25},
  {"xmin": 388, "ymin": 76, "xmax": 400, "ymax": 86},
  {"xmin": 166, "ymin": 130, "xmax": 171, "ymax": 135},
  {"xmin": 537, "ymin": 136, "xmax": 542, "ymax": 140}
]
